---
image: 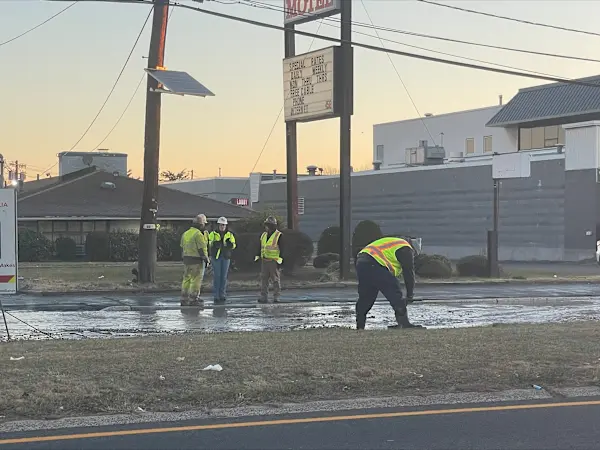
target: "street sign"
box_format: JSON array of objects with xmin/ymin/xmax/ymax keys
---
[
  {"xmin": 0, "ymin": 188, "xmax": 17, "ymax": 294},
  {"xmin": 283, "ymin": 46, "xmax": 339, "ymax": 122},
  {"xmin": 284, "ymin": 0, "xmax": 340, "ymax": 25}
]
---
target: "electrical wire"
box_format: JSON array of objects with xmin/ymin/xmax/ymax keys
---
[
  {"xmin": 4, "ymin": 311, "xmax": 56, "ymax": 339},
  {"xmin": 417, "ymin": 0, "xmax": 600, "ymax": 38},
  {"xmin": 91, "ymin": 4, "xmax": 176, "ymax": 153},
  {"xmin": 169, "ymin": 0, "xmax": 600, "ymax": 89},
  {"xmin": 240, "ymin": 19, "xmax": 324, "ymax": 197},
  {"xmin": 360, "ymin": 0, "xmax": 435, "ymax": 145},
  {"xmin": 40, "ymin": 5, "xmax": 153, "ymax": 175},
  {"xmin": 0, "ymin": 1, "xmax": 79, "ymax": 48},
  {"xmin": 242, "ymin": 0, "xmax": 600, "ymax": 64}
]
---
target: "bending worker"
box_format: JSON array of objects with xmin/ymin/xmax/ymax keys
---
[
  {"xmin": 208, "ymin": 216, "xmax": 236, "ymax": 305},
  {"xmin": 355, "ymin": 236, "xmax": 425, "ymax": 330},
  {"xmin": 254, "ymin": 216, "xmax": 283, "ymax": 304},
  {"xmin": 180, "ymin": 214, "xmax": 209, "ymax": 308}
]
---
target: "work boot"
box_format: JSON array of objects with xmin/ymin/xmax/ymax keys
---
[
  {"xmin": 258, "ymin": 298, "xmax": 268, "ymax": 304},
  {"xmin": 389, "ymin": 311, "xmax": 425, "ymax": 330},
  {"xmin": 356, "ymin": 314, "xmax": 366, "ymax": 330},
  {"xmin": 180, "ymin": 297, "xmax": 190, "ymax": 307},
  {"xmin": 214, "ymin": 298, "xmax": 226, "ymax": 306},
  {"xmin": 189, "ymin": 298, "xmax": 204, "ymax": 309}
]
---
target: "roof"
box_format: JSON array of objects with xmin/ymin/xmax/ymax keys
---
[
  {"xmin": 376, "ymin": 105, "xmax": 503, "ymax": 128},
  {"xmin": 58, "ymin": 151, "xmax": 127, "ymax": 157},
  {"xmin": 486, "ymin": 75, "xmax": 600, "ymax": 127},
  {"xmin": 17, "ymin": 169, "xmax": 252, "ymax": 220}
]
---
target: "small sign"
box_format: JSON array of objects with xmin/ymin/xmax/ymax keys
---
[
  {"xmin": 143, "ymin": 224, "xmax": 157, "ymax": 230},
  {"xmin": 230, "ymin": 198, "xmax": 249, "ymax": 207},
  {"xmin": 284, "ymin": 0, "xmax": 340, "ymax": 25},
  {"xmin": 0, "ymin": 188, "xmax": 17, "ymax": 294}
]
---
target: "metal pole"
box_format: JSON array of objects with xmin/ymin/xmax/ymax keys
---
[
  {"xmin": 285, "ymin": 22, "xmax": 299, "ymax": 230},
  {"xmin": 489, "ymin": 179, "xmax": 500, "ymax": 277},
  {"xmin": 138, "ymin": 0, "xmax": 169, "ymax": 283},
  {"xmin": 339, "ymin": 0, "xmax": 353, "ymax": 279},
  {"xmin": 0, "ymin": 299, "xmax": 11, "ymax": 341}
]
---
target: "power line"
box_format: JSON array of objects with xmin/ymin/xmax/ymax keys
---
[
  {"xmin": 242, "ymin": 0, "xmax": 600, "ymax": 64},
  {"xmin": 169, "ymin": 0, "xmax": 600, "ymax": 89},
  {"xmin": 237, "ymin": 0, "xmax": 572, "ymax": 81},
  {"xmin": 417, "ymin": 0, "xmax": 600, "ymax": 38},
  {"xmin": 40, "ymin": 5, "xmax": 153, "ymax": 175},
  {"xmin": 360, "ymin": 0, "xmax": 436, "ymax": 143},
  {"xmin": 91, "ymin": 4, "xmax": 176, "ymax": 152},
  {"xmin": 0, "ymin": 1, "xmax": 79, "ymax": 48}
]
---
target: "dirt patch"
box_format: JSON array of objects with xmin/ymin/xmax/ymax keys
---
[{"xmin": 1, "ymin": 323, "xmax": 599, "ymax": 421}]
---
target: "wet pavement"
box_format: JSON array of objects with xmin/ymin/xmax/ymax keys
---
[{"xmin": 1, "ymin": 294, "xmax": 600, "ymax": 341}]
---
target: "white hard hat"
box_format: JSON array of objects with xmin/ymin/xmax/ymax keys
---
[
  {"xmin": 217, "ymin": 216, "xmax": 228, "ymax": 225},
  {"xmin": 194, "ymin": 214, "xmax": 207, "ymax": 225}
]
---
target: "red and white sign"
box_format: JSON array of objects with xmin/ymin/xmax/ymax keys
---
[
  {"xmin": 230, "ymin": 198, "xmax": 249, "ymax": 207},
  {"xmin": 0, "ymin": 188, "xmax": 17, "ymax": 294},
  {"xmin": 284, "ymin": 0, "xmax": 341, "ymax": 25}
]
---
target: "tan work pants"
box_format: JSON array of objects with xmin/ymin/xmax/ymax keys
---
[{"xmin": 260, "ymin": 259, "xmax": 281, "ymax": 302}]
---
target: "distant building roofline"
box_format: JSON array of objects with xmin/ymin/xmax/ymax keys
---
[{"xmin": 374, "ymin": 105, "xmax": 503, "ymax": 128}]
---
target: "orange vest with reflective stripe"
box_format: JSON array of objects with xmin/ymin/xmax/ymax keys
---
[{"xmin": 359, "ymin": 237, "xmax": 411, "ymax": 277}]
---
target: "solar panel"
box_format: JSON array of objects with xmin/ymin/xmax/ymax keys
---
[{"xmin": 145, "ymin": 69, "xmax": 215, "ymax": 97}]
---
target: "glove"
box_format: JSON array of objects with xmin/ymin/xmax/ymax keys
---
[
  {"xmin": 276, "ymin": 258, "xmax": 283, "ymax": 265},
  {"xmin": 224, "ymin": 240, "xmax": 234, "ymax": 249},
  {"xmin": 254, "ymin": 256, "xmax": 260, "ymax": 262}
]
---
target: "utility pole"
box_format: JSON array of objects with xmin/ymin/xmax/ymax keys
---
[
  {"xmin": 138, "ymin": 0, "xmax": 169, "ymax": 283},
  {"xmin": 339, "ymin": 0, "xmax": 353, "ymax": 280},
  {"xmin": 285, "ymin": 22, "xmax": 299, "ymax": 231}
]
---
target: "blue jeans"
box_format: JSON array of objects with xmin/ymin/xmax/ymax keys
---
[{"xmin": 211, "ymin": 257, "xmax": 231, "ymax": 300}]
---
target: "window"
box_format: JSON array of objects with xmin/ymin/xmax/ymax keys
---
[
  {"xmin": 82, "ymin": 221, "xmax": 95, "ymax": 232},
  {"xmin": 519, "ymin": 125, "xmax": 566, "ymax": 150},
  {"xmin": 375, "ymin": 145, "xmax": 384, "ymax": 162},
  {"xmin": 483, "ymin": 135, "xmax": 493, "ymax": 153},
  {"xmin": 465, "ymin": 138, "xmax": 475, "ymax": 154}
]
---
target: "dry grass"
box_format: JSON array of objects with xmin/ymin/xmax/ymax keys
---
[{"xmin": 1, "ymin": 323, "xmax": 599, "ymax": 421}]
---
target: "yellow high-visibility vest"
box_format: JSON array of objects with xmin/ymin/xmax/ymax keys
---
[
  {"xmin": 260, "ymin": 230, "xmax": 282, "ymax": 261},
  {"xmin": 208, "ymin": 231, "xmax": 236, "ymax": 259},
  {"xmin": 180, "ymin": 227, "xmax": 207, "ymax": 259},
  {"xmin": 359, "ymin": 237, "xmax": 411, "ymax": 277}
]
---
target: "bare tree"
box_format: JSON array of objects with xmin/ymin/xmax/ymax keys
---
[{"xmin": 160, "ymin": 169, "xmax": 189, "ymax": 182}]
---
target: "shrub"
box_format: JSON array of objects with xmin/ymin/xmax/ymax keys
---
[
  {"xmin": 317, "ymin": 226, "xmax": 340, "ymax": 255},
  {"xmin": 231, "ymin": 232, "xmax": 260, "ymax": 271},
  {"xmin": 352, "ymin": 220, "xmax": 382, "ymax": 259},
  {"xmin": 233, "ymin": 210, "xmax": 285, "ymax": 233},
  {"xmin": 281, "ymin": 229, "xmax": 314, "ymax": 274},
  {"xmin": 456, "ymin": 255, "xmax": 489, "ymax": 277},
  {"xmin": 107, "ymin": 231, "xmax": 138, "ymax": 262},
  {"xmin": 55, "ymin": 237, "xmax": 77, "ymax": 261},
  {"xmin": 157, "ymin": 229, "xmax": 182, "ymax": 261},
  {"xmin": 85, "ymin": 231, "xmax": 110, "ymax": 262},
  {"xmin": 313, "ymin": 252, "xmax": 339, "ymax": 269},
  {"xmin": 415, "ymin": 254, "xmax": 453, "ymax": 278},
  {"xmin": 17, "ymin": 229, "xmax": 53, "ymax": 262}
]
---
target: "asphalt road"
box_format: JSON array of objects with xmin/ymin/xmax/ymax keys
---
[{"xmin": 2, "ymin": 399, "xmax": 600, "ymax": 449}]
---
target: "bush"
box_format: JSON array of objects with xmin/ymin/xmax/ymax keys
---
[
  {"xmin": 107, "ymin": 231, "xmax": 138, "ymax": 262},
  {"xmin": 313, "ymin": 252, "xmax": 340, "ymax": 269},
  {"xmin": 352, "ymin": 220, "xmax": 382, "ymax": 259},
  {"xmin": 17, "ymin": 229, "xmax": 53, "ymax": 262},
  {"xmin": 281, "ymin": 229, "xmax": 314, "ymax": 274},
  {"xmin": 157, "ymin": 229, "xmax": 182, "ymax": 261},
  {"xmin": 231, "ymin": 232, "xmax": 260, "ymax": 271},
  {"xmin": 317, "ymin": 226, "xmax": 340, "ymax": 255},
  {"xmin": 55, "ymin": 237, "xmax": 77, "ymax": 261},
  {"xmin": 456, "ymin": 255, "xmax": 489, "ymax": 277},
  {"xmin": 234, "ymin": 210, "xmax": 285, "ymax": 233},
  {"xmin": 85, "ymin": 231, "xmax": 110, "ymax": 261},
  {"xmin": 415, "ymin": 254, "xmax": 453, "ymax": 278}
]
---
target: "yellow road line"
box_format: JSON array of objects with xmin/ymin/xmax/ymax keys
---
[{"xmin": 2, "ymin": 399, "xmax": 600, "ymax": 445}]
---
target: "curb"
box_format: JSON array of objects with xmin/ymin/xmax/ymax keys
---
[{"xmin": 16, "ymin": 277, "xmax": 600, "ymax": 297}]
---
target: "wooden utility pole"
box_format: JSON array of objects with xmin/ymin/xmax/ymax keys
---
[{"xmin": 138, "ymin": 0, "xmax": 169, "ymax": 283}]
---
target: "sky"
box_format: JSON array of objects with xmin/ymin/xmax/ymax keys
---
[{"xmin": 3, "ymin": 0, "xmax": 600, "ymax": 180}]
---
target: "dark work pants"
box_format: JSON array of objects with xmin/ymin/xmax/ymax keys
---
[{"xmin": 355, "ymin": 255, "xmax": 407, "ymax": 325}]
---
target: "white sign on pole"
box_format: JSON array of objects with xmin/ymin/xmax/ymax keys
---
[
  {"xmin": 284, "ymin": 0, "xmax": 340, "ymax": 25},
  {"xmin": 492, "ymin": 152, "xmax": 532, "ymax": 179},
  {"xmin": 0, "ymin": 188, "xmax": 18, "ymax": 294},
  {"xmin": 283, "ymin": 46, "xmax": 337, "ymax": 122}
]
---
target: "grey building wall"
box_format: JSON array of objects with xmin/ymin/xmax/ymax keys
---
[
  {"xmin": 256, "ymin": 157, "xmax": 594, "ymax": 261},
  {"xmin": 163, "ymin": 178, "xmax": 249, "ymax": 204}
]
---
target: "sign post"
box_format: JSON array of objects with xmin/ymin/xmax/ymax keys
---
[
  {"xmin": 489, "ymin": 152, "xmax": 531, "ymax": 277},
  {"xmin": 0, "ymin": 188, "xmax": 18, "ymax": 294},
  {"xmin": 282, "ymin": 0, "xmax": 353, "ymax": 278}
]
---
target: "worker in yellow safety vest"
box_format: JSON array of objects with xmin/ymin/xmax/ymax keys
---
[
  {"xmin": 208, "ymin": 216, "xmax": 236, "ymax": 305},
  {"xmin": 355, "ymin": 236, "xmax": 426, "ymax": 330},
  {"xmin": 254, "ymin": 216, "xmax": 284, "ymax": 304},
  {"xmin": 180, "ymin": 214, "xmax": 209, "ymax": 308}
]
